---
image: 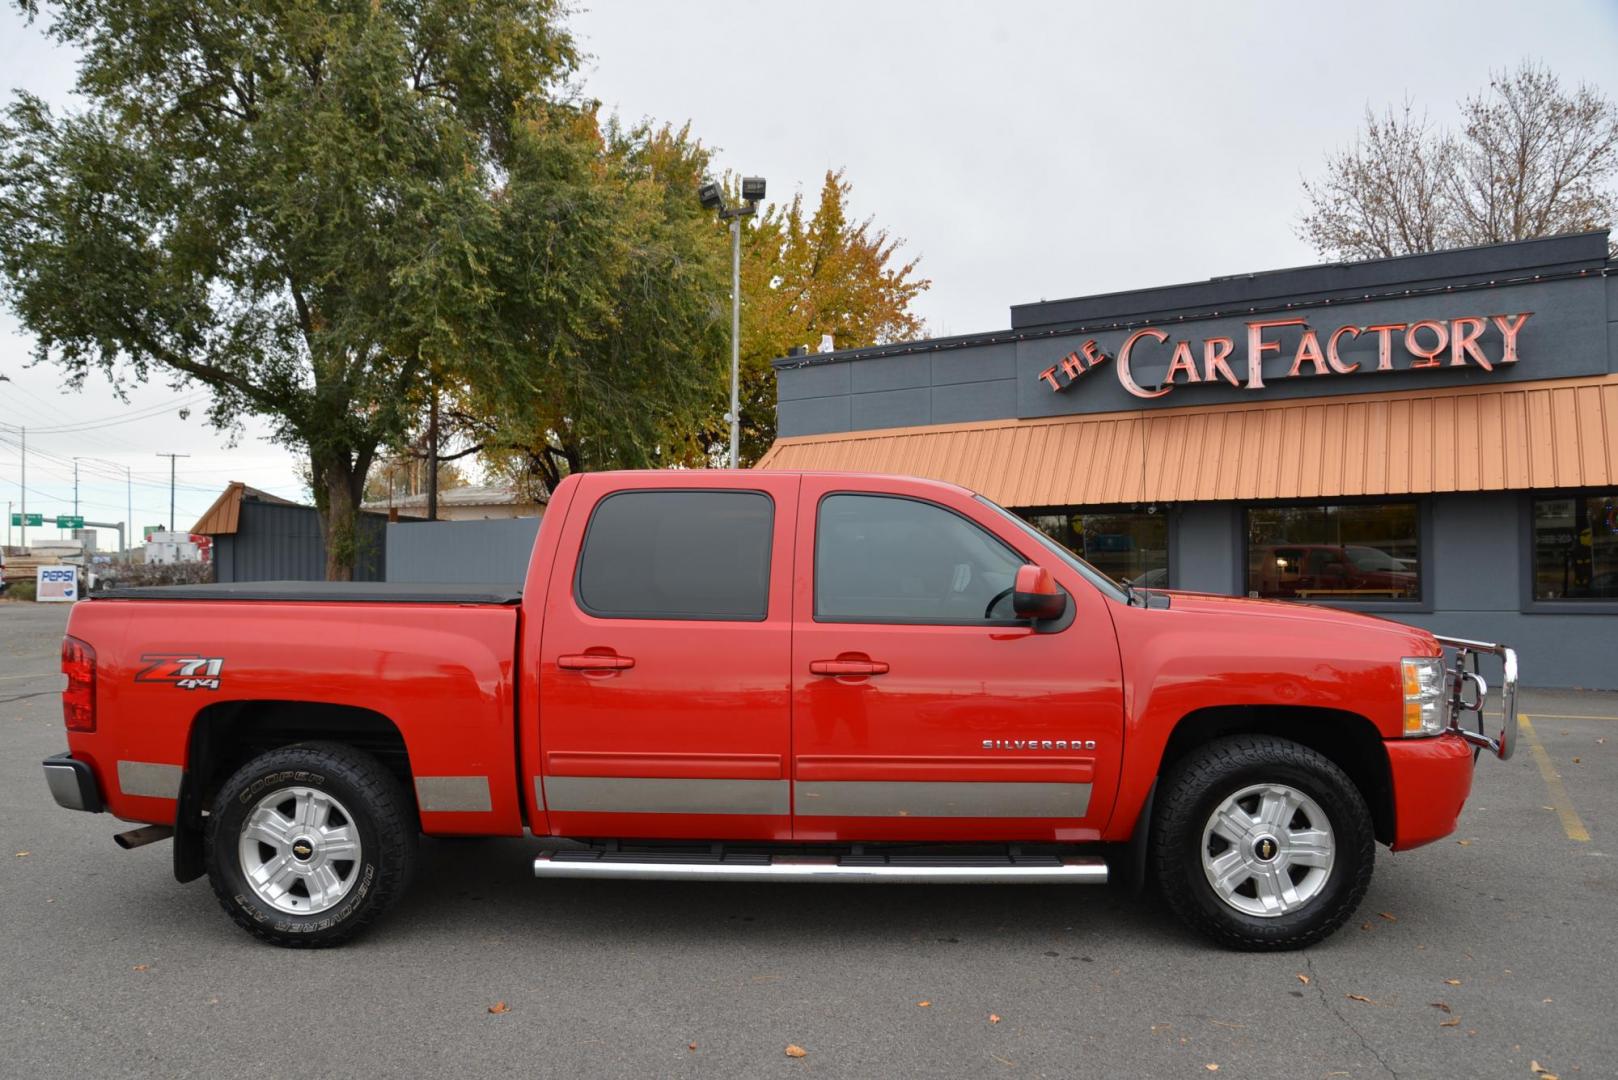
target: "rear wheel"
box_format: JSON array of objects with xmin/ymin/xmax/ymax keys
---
[
  {"xmin": 1152, "ymin": 735, "xmax": 1374, "ymax": 950},
  {"xmin": 205, "ymin": 742, "xmax": 416, "ymax": 948}
]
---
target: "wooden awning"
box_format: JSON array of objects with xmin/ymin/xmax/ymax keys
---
[
  {"xmin": 755, "ymin": 375, "xmax": 1618, "ymax": 506},
  {"xmin": 191, "ymin": 482, "xmax": 300, "ymax": 536}
]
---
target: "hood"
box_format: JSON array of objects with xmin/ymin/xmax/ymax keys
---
[{"xmin": 1156, "ymin": 590, "xmax": 1440, "ymax": 652}]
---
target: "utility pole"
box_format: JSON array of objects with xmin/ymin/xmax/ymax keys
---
[
  {"xmin": 426, "ymin": 374, "xmax": 439, "ymax": 522},
  {"xmin": 156, "ymin": 452, "xmax": 189, "ymax": 531},
  {"xmin": 72, "ymin": 456, "xmax": 80, "ymax": 521},
  {"xmin": 0, "ymin": 375, "xmax": 20, "ymax": 548},
  {"xmin": 125, "ymin": 465, "xmax": 132, "ymax": 559}
]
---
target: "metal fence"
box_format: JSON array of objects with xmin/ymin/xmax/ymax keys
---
[{"xmin": 385, "ymin": 517, "xmax": 541, "ymax": 585}]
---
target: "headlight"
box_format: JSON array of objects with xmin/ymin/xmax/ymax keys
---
[{"xmin": 1401, "ymin": 656, "xmax": 1445, "ymax": 736}]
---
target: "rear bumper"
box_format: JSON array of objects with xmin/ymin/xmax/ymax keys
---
[
  {"xmin": 1386, "ymin": 734, "xmax": 1473, "ymax": 851},
  {"xmin": 43, "ymin": 752, "xmax": 104, "ymax": 814}
]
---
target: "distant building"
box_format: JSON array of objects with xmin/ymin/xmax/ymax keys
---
[{"xmin": 362, "ymin": 484, "xmax": 544, "ymax": 522}]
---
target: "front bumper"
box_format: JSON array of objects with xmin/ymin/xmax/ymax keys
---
[
  {"xmin": 1434, "ymin": 635, "xmax": 1517, "ymax": 761},
  {"xmin": 1387, "ymin": 734, "xmax": 1475, "ymax": 850},
  {"xmin": 43, "ymin": 752, "xmax": 104, "ymax": 813}
]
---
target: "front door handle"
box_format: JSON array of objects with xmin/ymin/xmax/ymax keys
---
[
  {"xmin": 809, "ymin": 658, "xmax": 889, "ymax": 676},
  {"xmin": 558, "ymin": 653, "xmax": 636, "ymax": 671}
]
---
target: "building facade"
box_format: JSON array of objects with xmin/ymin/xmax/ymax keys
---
[{"xmin": 759, "ymin": 231, "xmax": 1618, "ymax": 689}]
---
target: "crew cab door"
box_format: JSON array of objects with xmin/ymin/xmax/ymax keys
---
[
  {"xmin": 791, "ymin": 478, "xmax": 1125, "ymax": 842},
  {"xmin": 537, "ymin": 474, "xmax": 798, "ymax": 840}
]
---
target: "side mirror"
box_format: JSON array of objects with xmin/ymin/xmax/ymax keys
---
[{"xmin": 1012, "ymin": 564, "xmax": 1067, "ymax": 622}]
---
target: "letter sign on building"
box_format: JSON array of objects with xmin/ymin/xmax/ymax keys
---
[{"xmin": 1039, "ymin": 311, "xmax": 1532, "ymax": 400}]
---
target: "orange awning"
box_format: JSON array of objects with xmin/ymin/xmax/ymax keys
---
[
  {"xmin": 191, "ymin": 482, "xmax": 300, "ymax": 535},
  {"xmin": 755, "ymin": 374, "xmax": 1618, "ymax": 506}
]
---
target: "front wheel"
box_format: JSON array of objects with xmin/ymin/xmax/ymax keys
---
[
  {"xmin": 205, "ymin": 742, "xmax": 417, "ymax": 948},
  {"xmin": 1152, "ymin": 735, "xmax": 1375, "ymax": 950}
]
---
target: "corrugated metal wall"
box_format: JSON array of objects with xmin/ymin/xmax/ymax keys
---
[
  {"xmin": 212, "ymin": 501, "xmax": 385, "ymax": 582},
  {"xmin": 385, "ymin": 517, "xmax": 541, "ymax": 585}
]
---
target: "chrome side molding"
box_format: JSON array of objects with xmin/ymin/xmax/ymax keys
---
[
  {"xmin": 1434, "ymin": 635, "xmax": 1518, "ymax": 761},
  {"xmin": 533, "ymin": 851, "xmax": 1109, "ymax": 885}
]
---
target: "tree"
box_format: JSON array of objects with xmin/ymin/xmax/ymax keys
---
[
  {"xmin": 0, "ymin": 0, "xmax": 577, "ymax": 577},
  {"xmin": 1299, "ymin": 62, "xmax": 1618, "ymax": 261},
  {"xmin": 715, "ymin": 170, "xmax": 928, "ymax": 465},
  {"xmin": 451, "ymin": 115, "xmax": 730, "ymax": 499},
  {"xmin": 361, "ymin": 452, "xmax": 468, "ymax": 507}
]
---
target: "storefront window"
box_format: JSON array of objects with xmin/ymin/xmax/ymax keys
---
[
  {"xmin": 1246, "ymin": 503, "xmax": 1420, "ymax": 601},
  {"xmin": 1021, "ymin": 510, "xmax": 1168, "ymax": 587},
  {"xmin": 1532, "ymin": 494, "xmax": 1618, "ymax": 600}
]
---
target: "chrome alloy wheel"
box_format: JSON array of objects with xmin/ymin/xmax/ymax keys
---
[
  {"xmin": 1200, "ymin": 783, "xmax": 1335, "ymax": 918},
  {"xmin": 238, "ymin": 786, "xmax": 363, "ymax": 915}
]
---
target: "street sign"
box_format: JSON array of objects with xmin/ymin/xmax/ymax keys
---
[
  {"xmin": 10, "ymin": 513, "xmax": 43, "ymax": 526},
  {"xmin": 55, "ymin": 515, "xmax": 84, "ymax": 529},
  {"xmin": 144, "ymin": 524, "xmax": 167, "ymax": 540}
]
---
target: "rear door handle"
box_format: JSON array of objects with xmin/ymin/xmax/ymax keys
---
[
  {"xmin": 558, "ymin": 654, "xmax": 636, "ymax": 671},
  {"xmin": 809, "ymin": 659, "xmax": 889, "ymax": 676}
]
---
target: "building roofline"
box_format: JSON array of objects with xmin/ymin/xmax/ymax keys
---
[{"xmin": 771, "ymin": 229, "xmax": 1612, "ymax": 372}]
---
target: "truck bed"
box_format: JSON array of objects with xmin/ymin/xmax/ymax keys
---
[{"xmin": 94, "ymin": 581, "xmax": 522, "ymax": 605}]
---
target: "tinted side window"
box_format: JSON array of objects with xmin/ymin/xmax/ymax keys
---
[
  {"xmin": 577, "ymin": 490, "xmax": 773, "ymax": 620},
  {"xmin": 815, "ymin": 494, "xmax": 1025, "ymax": 623}
]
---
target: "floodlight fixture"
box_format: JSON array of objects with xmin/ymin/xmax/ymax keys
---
[
  {"xmin": 698, "ymin": 181, "xmax": 725, "ymax": 211},
  {"xmin": 740, "ymin": 176, "xmax": 767, "ymax": 202}
]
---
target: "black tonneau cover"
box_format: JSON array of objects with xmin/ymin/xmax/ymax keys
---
[{"xmin": 95, "ymin": 581, "xmax": 522, "ymax": 605}]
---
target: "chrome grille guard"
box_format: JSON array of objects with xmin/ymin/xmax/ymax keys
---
[{"xmin": 1433, "ymin": 635, "xmax": 1518, "ymax": 761}]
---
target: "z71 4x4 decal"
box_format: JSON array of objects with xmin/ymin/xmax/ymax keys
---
[{"xmin": 136, "ymin": 654, "xmax": 225, "ymax": 691}]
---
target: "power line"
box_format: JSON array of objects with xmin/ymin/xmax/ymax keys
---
[
  {"xmin": 0, "ymin": 389, "xmax": 212, "ymax": 434},
  {"xmin": 0, "ymin": 435, "xmax": 224, "ymax": 493}
]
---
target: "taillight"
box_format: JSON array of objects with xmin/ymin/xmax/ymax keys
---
[{"xmin": 61, "ymin": 635, "xmax": 96, "ymax": 733}]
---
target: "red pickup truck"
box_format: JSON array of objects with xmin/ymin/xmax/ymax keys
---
[{"xmin": 43, "ymin": 470, "xmax": 1517, "ymax": 951}]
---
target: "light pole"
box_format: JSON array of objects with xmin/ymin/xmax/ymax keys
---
[{"xmin": 699, "ymin": 176, "xmax": 766, "ymax": 469}]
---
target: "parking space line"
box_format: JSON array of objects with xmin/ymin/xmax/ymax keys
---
[
  {"xmin": 1519, "ymin": 714, "xmax": 1591, "ymax": 843},
  {"xmin": 1517, "ymin": 712, "xmax": 1618, "ymax": 722}
]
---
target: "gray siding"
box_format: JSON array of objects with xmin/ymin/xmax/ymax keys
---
[
  {"xmin": 212, "ymin": 500, "xmax": 384, "ymax": 582},
  {"xmin": 777, "ymin": 343, "xmax": 1020, "ymax": 437},
  {"xmin": 386, "ymin": 517, "xmax": 541, "ymax": 585}
]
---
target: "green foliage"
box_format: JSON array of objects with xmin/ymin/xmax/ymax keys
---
[
  {"xmin": 0, "ymin": 0, "xmax": 576, "ymax": 577},
  {"xmin": 726, "ymin": 170, "xmax": 930, "ymax": 465},
  {"xmin": 457, "ymin": 114, "xmax": 730, "ymax": 494}
]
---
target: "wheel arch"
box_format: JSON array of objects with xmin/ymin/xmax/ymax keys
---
[
  {"xmin": 1156, "ymin": 705, "xmax": 1395, "ymax": 847},
  {"xmin": 173, "ymin": 700, "xmax": 416, "ymax": 883}
]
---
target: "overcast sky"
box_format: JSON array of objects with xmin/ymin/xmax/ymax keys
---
[{"xmin": 2, "ymin": 0, "xmax": 1616, "ymax": 544}]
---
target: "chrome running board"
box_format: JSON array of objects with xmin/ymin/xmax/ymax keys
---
[{"xmin": 533, "ymin": 850, "xmax": 1108, "ymax": 885}]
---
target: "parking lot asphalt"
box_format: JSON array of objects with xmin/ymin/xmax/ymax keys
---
[{"xmin": 2, "ymin": 600, "xmax": 1614, "ymax": 1079}]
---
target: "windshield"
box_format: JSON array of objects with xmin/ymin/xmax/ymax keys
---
[{"xmin": 974, "ymin": 495, "xmax": 1130, "ymax": 603}]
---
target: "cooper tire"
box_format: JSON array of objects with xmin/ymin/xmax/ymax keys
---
[
  {"xmin": 1152, "ymin": 735, "xmax": 1374, "ymax": 951},
  {"xmin": 205, "ymin": 742, "xmax": 417, "ymax": 948}
]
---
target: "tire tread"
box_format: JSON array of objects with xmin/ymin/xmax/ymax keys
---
[
  {"xmin": 204, "ymin": 741, "xmax": 416, "ymax": 948},
  {"xmin": 1152, "ymin": 734, "xmax": 1375, "ymax": 951}
]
